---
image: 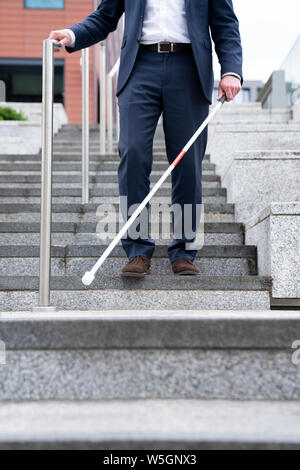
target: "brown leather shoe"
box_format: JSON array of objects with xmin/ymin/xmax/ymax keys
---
[
  {"xmin": 122, "ymin": 256, "xmax": 151, "ymax": 277},
  {"xmin": 172, "ymin": 258, "xmax": 200, "ymax": 276}
]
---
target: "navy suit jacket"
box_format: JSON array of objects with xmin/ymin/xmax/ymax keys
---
[{"xmin": 66, "ymin": 0, "xmax": 243, "ymax": 103}]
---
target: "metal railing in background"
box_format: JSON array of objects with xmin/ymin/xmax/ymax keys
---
[
  {"xmin": 99, "ymin": 41, "xmax": 106, "ymax": 155},
  {"xmin": 99, "ymin": 41, "xmax": 121, "ymax": 155},
  {"xmin": 37, "ymin": 35, "xmax": 121, "ymax": 308},
  {"xmin": 81, "ymin": 48, "xmax": 90, "ymax": 204},
  {"xmin": 37, "ymin": 39, "xmax": 56, "ymax": 310},
  {"xmin": 107, "ymin": 58, "xmax": 120, "ymax": 154},
  {"xmin": 35, "ymin": 39, "xmax": 90, "ymax": 310}
]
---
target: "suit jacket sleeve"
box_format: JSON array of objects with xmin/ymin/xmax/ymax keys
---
[
  {"xmin": 209, "ymin": 0, "xmax": 243, "ymax": 83},
  {"xmin": 65, "ymin": 0, "xmax": 125, "ymax": 53}
]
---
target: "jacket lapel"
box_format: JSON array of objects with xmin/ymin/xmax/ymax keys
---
[
  {"xmin": 185, "ymin": 0, "xmax": 190, "ymax": 11},
  {"xmin": 140, "ymin": 0, "xmax": 146, "ymax": 16}
]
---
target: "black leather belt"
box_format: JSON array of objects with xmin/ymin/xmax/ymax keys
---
[{"xmin": 139, "ymin": 42, "xmax": 192, "ymax": 53}]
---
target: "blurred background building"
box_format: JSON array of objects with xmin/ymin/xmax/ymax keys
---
[
  {"xmin": 213, "ymin": 80, "xmax": 263, "ymax": 104},
  {"xmin": 0, "ymin": 1, "xmax": 299, "ymax": 121},
  {"xmin": 0, "ymin": 0, "xmax": 122, "ymax": 123},
  {"xmin": 257, "ymin": 35, "xmax": 300, "ymax": 109}
]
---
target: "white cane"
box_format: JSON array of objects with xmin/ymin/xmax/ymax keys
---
[{"xmin": 82, "ymin": 94, "xmax": 227, "ymax": 286}]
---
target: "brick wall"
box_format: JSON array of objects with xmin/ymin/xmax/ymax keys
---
[{"xmin": 0, "ymin": 0, "xmax": 94, "ymax": 123}]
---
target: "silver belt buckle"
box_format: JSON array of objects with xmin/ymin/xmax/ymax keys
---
[{"xmin": 158, "ymin": 41, "xmax": 172, "ymax": 53}]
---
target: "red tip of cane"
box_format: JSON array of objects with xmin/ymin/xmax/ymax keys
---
[{"xmin": 173, "ymin": 150, "xmax": 186, "ymax": 167}]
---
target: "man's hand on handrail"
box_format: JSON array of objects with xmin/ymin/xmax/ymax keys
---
[{"xmin": 48, "ymin": 30, "xmax": 73, "ymax": 50}]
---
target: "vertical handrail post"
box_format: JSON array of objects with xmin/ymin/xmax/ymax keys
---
[
  {"xmin": 107, "ymin": 58, "xmax": 120, "ymax": 153},
  {"xmin": 99, "ymin": 41, "xmax": 106, "ymax": 155},
  {"xmin": 38, "ymin": 39, "xmax": 55, "ymax": 309},
  {"xmin": 107, "ymin": 75, "xmax": 113, "ymax": 154},
  {"xmin": 116, "ymin": 71, "xmax": 120, "ymax": 144},
  {"xmin": 116, "ymin": 96, "xmax": 120, "ymax": 144},
  {"xmin": 81, "ymin": 48, "xmax": 90, "ymax": 204}
]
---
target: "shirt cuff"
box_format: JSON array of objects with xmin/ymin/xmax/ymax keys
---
[
  {"xmin": 64, "ymin": 29, "xmax": 76, "ymax": 48},
  {"xmin": 221, "ymin": 72, "xmax": 242, "ymax": 82}
]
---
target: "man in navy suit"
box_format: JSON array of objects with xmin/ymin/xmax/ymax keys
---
[{"xmin": 49, "ymin": 0, "xmax": 242, "ymax": 277}]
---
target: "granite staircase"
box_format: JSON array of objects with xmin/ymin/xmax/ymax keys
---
[
  {"xmin": 0, "ymin": 121, "xmax": 299, "ymax": 450},
  {"xmin": 0, "ymin": 123, "xmax": 271, "ymax": 311}
]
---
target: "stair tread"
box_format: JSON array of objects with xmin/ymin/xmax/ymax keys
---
[
  {"xmin": 0, "ymin": 202, "xmax": 233, "ymax": 213},
  {"xmin": 1, "ymin": 310, "xmax": 298, "ymax": 350},
  {"xmin": 0, "ymin": 275, "xmax": 272, "ymax": 291},
  {"xmin": 0, "ymin": 245, "xmax": 256, "ymax": 257},
  {"xmin": 0, "ymin": 120, "xmax": 272, "ymax": 312},
  {"xmin": 0, "ymin": 400, "xmax": 299, "ymax": 448},
  {"xmin": 0, "ymin": 221, "xmax": 244, "ymax": 233}
]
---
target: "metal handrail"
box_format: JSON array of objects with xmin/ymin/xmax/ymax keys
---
[
  {"xmin": 35, "ymin": 39, "xmax": 90, "ymax": 310},
  {"xmin": 107, "ymin": 59, "xmax": 120, "ymax": 154},
  {"xmin": 99, "ymin": 41, "xmax": 106, "ymax": 155},
  {"xmin": 38, "ymin": 39, "xmax": 56, "ymax": 310},
  {"xmin": 99, "ymin": 40, "xmax": 121, "ymax": 155},
  {"xmin": 81, "ymin": 48, "xmax": 90, "ymax": 204}
]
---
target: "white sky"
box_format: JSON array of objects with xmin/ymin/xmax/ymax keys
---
[{"xmin": 213, "ymin": 0, "xmax": 300, "ymax": 82}]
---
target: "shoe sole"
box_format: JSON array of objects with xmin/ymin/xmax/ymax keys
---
[
  {"xmin": 174, "ymin": 271, "xmax": 200, "ymax": 276},
  {"xmin": 121, "ymin": 270, "xmax": 151, "ymax": 278}
]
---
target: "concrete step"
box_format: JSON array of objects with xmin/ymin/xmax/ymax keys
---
[
  {"xmin": 0, "ymin": 192, "xmax": 226, "ymax": 205},
  {"xmin": 0, "ymin": 200, "xmax": 228, "ymax": 208},
  {"xmin": 0, "ymin": 231, "xmax": 244, "ymax": 246},
  {"xmin": 1, "ymin": 309, "xmax": 297, "ymax": 349},
  {"xmin": 0, "ymin": 172, "xmax": 219, "ymax": 185},
  {"xmin": 1, "ymin": 399, "xmax": 299, "ymax": 449},
  {"xmin": 0, "ymin": 221, "xmax": 244, "ymax": 246},
  {"xmin": 2, "ymin": 151, "xmax": 201, "ymax": 162},
  {"xmin": 100, "ymin": 160, "xmax": 215, "ymax": 172},
  {"xmin": 0, "ymin": 275, "xmax": 271, "ymax": 311},
  {"xmin": 55, "ymin": 133, "xmax": 165, "ymax": 140},
  {"xmin": 52, "ymin": 149, "xmax": 208, "ymax": 159},
  {"xmin": 0, "ymin": 201, "xmax": 233, "ymax": 214},
  {"xmin": 0, "ymin": 211, "xmax": 234, "ymax": 223},
  {"xmin": 0, "ymin": 161, "xmax": 216, "ymax": 173},
  {"xmin": 51, "ymin": 143, "xmax": 167, "ymax": 153},
  {"xmin": 0, "ymin": 197, "xmax": 226, "ymax": 206},
  {"xmin": 1, "ymin": 257, "xmax": 254, "ymax": 276},
  {"xmin": 3, "ymin": 309, "xmax": 300, "ymax": 403},
  {"xmin": 0, "ymin": 275, "xmax": 271, "ymax": 312},
  {"xmin": 0, "ymin": 183, "xmax": 224, "ymax": 195},
  {"xmin": 0, "ymin": 244, "xmax": 256, "ymax": 258},
  {"xmin": 0, "ymin": 221, "xmax": 242, "ymax": 234},
  {"xmin": 0, "ymin": 244, "xmax": 257, "ymax": 276},
  {"xmin": 1, "ymin": 275, "xmax": 269, "ymax": 291}
]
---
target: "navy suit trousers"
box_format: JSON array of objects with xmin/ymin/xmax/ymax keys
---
[{"xmin": 117, "ymin": 47, "xmax": 209, "ymax": 263}]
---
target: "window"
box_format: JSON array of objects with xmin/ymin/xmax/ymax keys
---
[
  {"xmin": 24, "ymin": 0, "xmax": 64, "ymax": 9},
  {"xmin": 0, "ymin": 58, "xmax": 64, "ymax": 104}
]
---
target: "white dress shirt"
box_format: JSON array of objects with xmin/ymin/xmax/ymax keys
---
[
  {"xmin": 140, "ymin": 0, "xmax": 190, "ymax": 44},
  {"xmin": 66, "ymin": 0, "xmax": 241, "ymax": 81}
]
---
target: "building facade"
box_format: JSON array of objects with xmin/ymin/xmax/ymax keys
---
[
  {"xmin": 257, "ymin": 34, "xmax": 300, "ymax": 109},
  {"xmin": 0, "ymin": 0, "xmax": 122, "ymax": 123},
  {"xmin": 0, "ymin": 1, "xmax": 264, "ymax": 123}
]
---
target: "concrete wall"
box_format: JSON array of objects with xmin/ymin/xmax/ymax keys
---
[
  {"xmin": 246, "ymin": 202, "xmax": 300, "ymax": 305},
  {"xmin": 0, "ymin": 102, "xmax": 67, "ymax": 154},
  {"xmin": 222, "ymin": 151, "xmax": 300, "ymax": 223},
  {"xmin": 207, "ymin": 123, "xmax": 300, "ymax": 178}
]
